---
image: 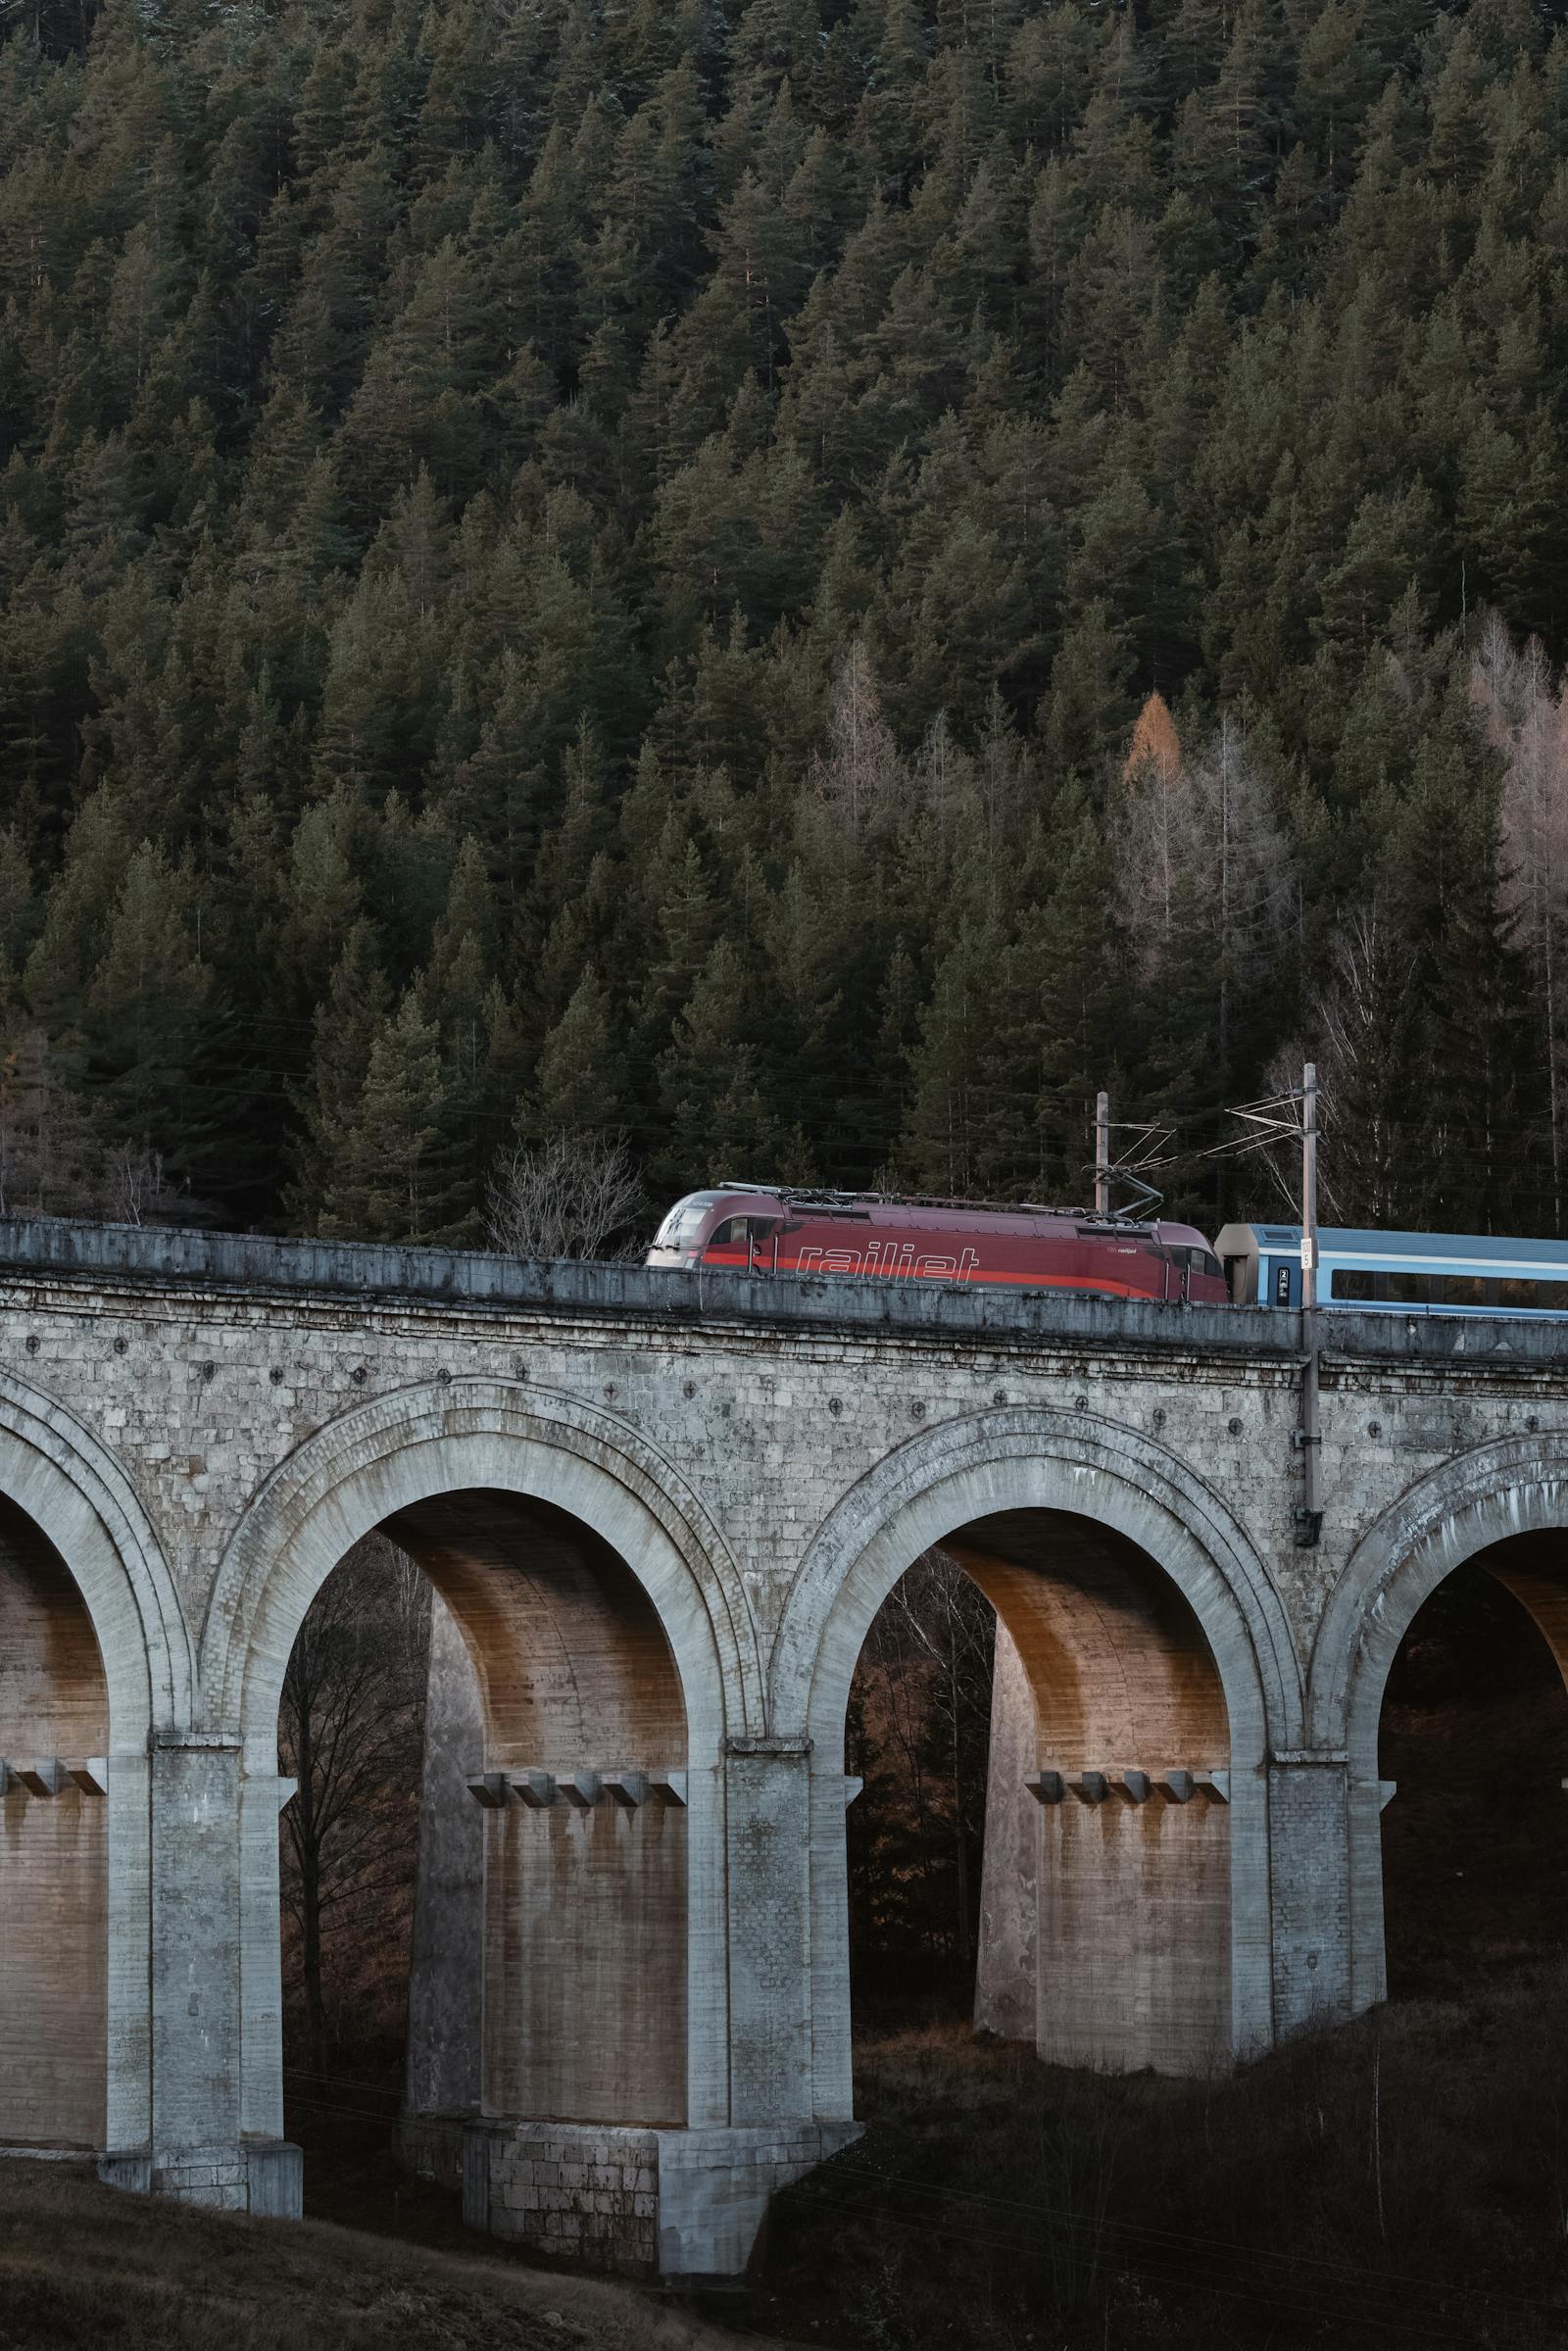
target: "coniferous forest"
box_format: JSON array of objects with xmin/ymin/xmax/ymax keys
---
[{"xmin": 4, "ymin": 0, "xmax": 1568, "ymax": 1244}]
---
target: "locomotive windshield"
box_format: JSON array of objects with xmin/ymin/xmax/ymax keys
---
[{"xmin": 654, "ymin": 1193, "xmax": 723, "ymax": 1249}]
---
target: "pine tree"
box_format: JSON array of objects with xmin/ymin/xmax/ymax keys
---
[
  {"xmin": 80, "ymin": 844, "xmax": 222, "ymax": 1186},
  {"xmin": 526, "ymin": 964, "xmax": 629, "ymax": 1135},
  {"xmin": 317, "ymin": 985, "xmax": 460, "ymax": 1242},
  {"xmin": 657, "ymin": 937, "xmax": 779, "ymax": 1189}
]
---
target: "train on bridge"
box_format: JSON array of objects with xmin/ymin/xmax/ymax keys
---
[
  {"xmin": 647, "ymin": 1186, "xmax": 1568, "ymax": 1319},
  {"xmin": 646, "ymin": 1186, "xmax": 1230, "ymax": 1304}
]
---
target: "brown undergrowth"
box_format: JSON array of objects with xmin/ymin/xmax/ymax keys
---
[
  {"xmin": 0, "ymin": 2157, "xmax": 786, "ymax": 2351},
  {"xmin": 732, "ymin": 1972, "xmax": 1568, "ymax": 2350}
]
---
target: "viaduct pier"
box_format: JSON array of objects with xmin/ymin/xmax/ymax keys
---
[{"xmin": 2, "ymin": 1217, "xmax": 1565, "ymax": 2273}]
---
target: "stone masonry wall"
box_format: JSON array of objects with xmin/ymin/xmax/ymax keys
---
[
  {"xmin": 472, "ymin": 2124, "xmax": 661, "ymax": 2274},
  {"xmin": 468, "ymin": 2119, "xmax": 862, "ymax": 2278},
  {"xmin": 5, "ymin": 1218, "xmax": 1568, "ymax": 2269},
  {"xmin": 4, "ymin": 1217, "xmax": 1565, "ymax": 1681}
]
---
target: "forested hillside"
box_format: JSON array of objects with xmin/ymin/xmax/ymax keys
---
[{"xmin": 3, "ymin": 0, "xmax": 1567, "ymax": 1241}]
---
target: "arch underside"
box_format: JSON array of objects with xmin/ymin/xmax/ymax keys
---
[
  {"xmin": 387, "ymin": 1493, "xmax": 689, "ymax": 2127},
  {"xmin": 1484, "ymin": 1537, "xmax": 1568, "ymax": 1687},
  {"xmin": 0, "ymin": 1495, "xmax": 109, "ymax": 2148},
  {"xmin": 955, "ymin": 1511, "xmax": 1233, "ymax": 2076},
  {"xmin": 213, "ymin": 1387, "xmax": 740, "ymax": 2143},
  {"xmin": 1315, "ymin": 1448, "xmax": 1568, "ymax": 2014},
  {"xmin": 796, "ymin": 1426, "xmax": 1279, "ymax": 2106},
  {"xmin": 1374, "ymin": 1535, "xmax": 1568, "ymax": 2000}
]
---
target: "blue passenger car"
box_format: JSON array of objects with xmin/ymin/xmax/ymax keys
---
[{"xmin": 1214, "ymin": 1223, "xmax": 1568, "ymax": 1316}]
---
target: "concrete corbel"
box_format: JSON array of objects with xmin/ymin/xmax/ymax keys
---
[
  {"xmin": 649, "ymin": 1772, "xmax": 687, "ymax": 1807},
  {"xmin": 67, "ymin": 1758, "xmax": 110, "ymax": 1795},
  {"xmin": 1117, "ymin": 1770, "xmax": 1152, "ymax": 1802},
  {"xmin": 1156, "ymin": 1770, "xmax": 1195, "ymax": 1803},
  {"xmin": 1197, "ymin": 1770, "xmax": 1231, "ymax": 1803},
  {"xmin": 512, "ymin": 1770, "xmax": 557, "ymax": 1808},
  {"xmin": 1071, "ymin": 1771, "xmax": 1109, "ymax": 1803},
  {"xmin": 466, "ymin": 1771, "xmax": 512, "ymax": 1807},
  {"xmin": 604, "ymin": 1771, "xmax": 648, "ymax": 1808},
  {"xmin": 557, "ymin": 1770, "xmax": 603, "ymax": 1809},
  {"xmin": 1027, "ymin": 1770, "xmax": 1064, "ymax": 1803},
  {"xmin": 16, "ymin": 1759, "xmax": 66, "ymax": 1796}
]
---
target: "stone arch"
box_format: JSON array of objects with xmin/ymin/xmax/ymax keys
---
[
  {"xmin": 0, "ymin": 1374, "xmax": 191, "ymax": 1735},
  {"xmin": 201, "ymin": 1379, "xmax": 760, "ymax": 2140},
  {"xmin": 0, "ymin": 1375, "xmax": 191, "ymax": 2154},
  {"xmin": 1308, "ymin": 1436, "xmax": 1568, "ymax": 2010},
  {"xmin": 773, "ymin": 1407, "xmax": 1300, "ymax": 1749},
  {"xmin": 773, "ymin": 1407, "xmax": 1299, "ymax": 2107}
]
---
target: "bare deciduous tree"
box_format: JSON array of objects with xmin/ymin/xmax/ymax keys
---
[
  {"xmin": 1471, "ymin": 612, "xmax": 1568, "ymax": 1222},
  {"xmin": 0, "ymin": 1027, "xmax": 191, "ymax": 1225},
  {"xmin": 0, "ymin": 1030, "xmax": 96, "ymax": 1216},
  {"xmin": 103, "ymin": 1140, "xmax": 177, "ymax": 1226},
  {"xmin": 849, "ymin": 1548, "xmax": 996, "ymax": 1991},
  {"xmin": 1114, "ymin": 710, "xmax": 1294, "ymax": 1079},
  {"xmin": 486, "ymin": 1129, "xmax": 646, "ymax": 1262},
  {"xmin": 278, "ymin": 1536, "xmax": 430, "ymax": 2083},
  {"xmin": 1265, "ymin": 896, "xmax": 1425, "ymax": 1228},
  {"xmin": 813, "ymin": 639, "xmax": 904, "ymax": 837}
]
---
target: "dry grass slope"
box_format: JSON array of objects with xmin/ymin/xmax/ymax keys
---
[
  {"xmin": 740, "ymin": 1980, "xmax": 1568, "ymax": 2349},
  {"xmin": 0, "ymin": 2159, "xmax": 786, "ymax": 2351}
]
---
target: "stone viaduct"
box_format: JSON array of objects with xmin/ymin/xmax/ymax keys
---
[{"xmin": 2, "ymin": 1216, "xmax": 1566, "ymax": 2276}]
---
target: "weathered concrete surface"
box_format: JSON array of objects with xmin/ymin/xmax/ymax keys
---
[
  {"xmin": 2, "ymin": 1216, "xmax": 1568, "ymax": 2263},
  {"xmin": 974, "ymin": 1622, "xmax": 1036, "ymax": 2041},
  {"xmin": 0, "ymin": 1497, "xmax": 108, "ymax": 2148},
  {"xmin": 404, "ymin": 1593, "xmax": 484, "ymax": 2124},
  {"xmin": 966, "ymin": 1517, "xmax": 1232, "ymax": 2071}
]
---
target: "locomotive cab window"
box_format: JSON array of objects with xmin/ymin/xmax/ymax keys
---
[
  {"xmin": 707, "ymin": 1217, "xmax": 776, "ymax": 1254},
  {"xmin": 708, "ymin": 1217, "xmax": 755, "ymax": 1249}
]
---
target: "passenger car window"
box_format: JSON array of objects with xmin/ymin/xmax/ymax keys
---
[
  {"xmin": 1497, "ymin": 1277, "xmax": 1568, "ymax": 1310},
  {"xmin": 1440, "ymin": 1275, "xmax": 1488, "ymax": 1306}
]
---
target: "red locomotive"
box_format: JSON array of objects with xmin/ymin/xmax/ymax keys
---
[{"xmin": 645, "ymin": 1185, "xmax": 1228, "ymax": 1305}]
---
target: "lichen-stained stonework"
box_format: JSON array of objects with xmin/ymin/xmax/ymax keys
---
[{"xmin": 3, "ymin": 1217, "xmax": 1568, "ymax": 2272}]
